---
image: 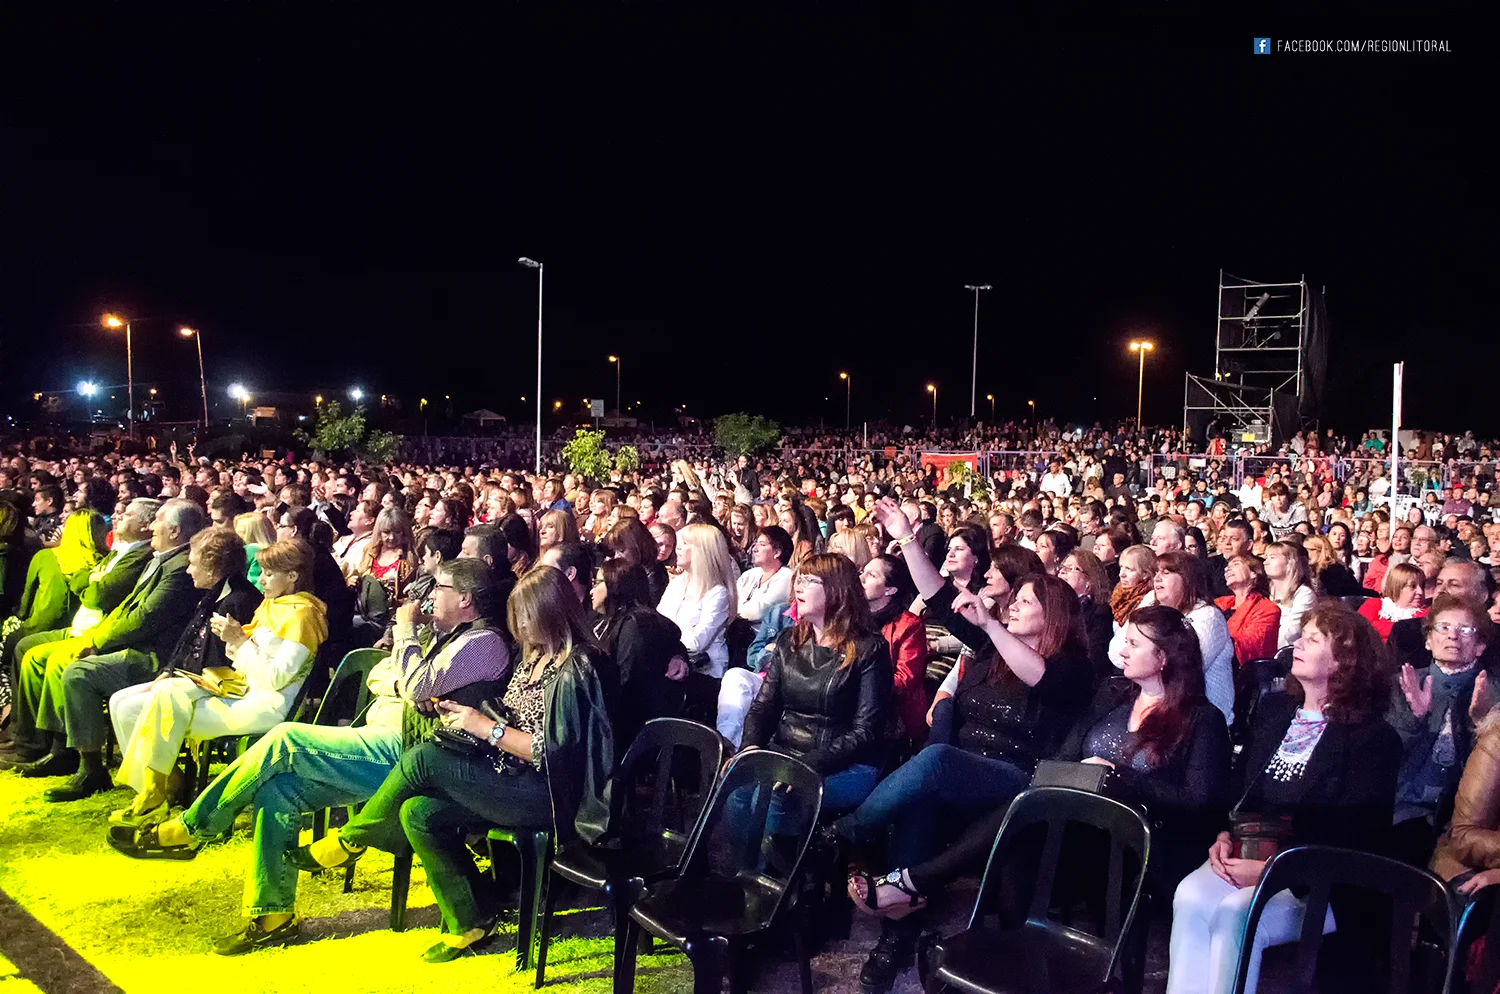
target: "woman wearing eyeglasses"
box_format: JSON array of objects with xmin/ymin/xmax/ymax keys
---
[{"xmin": 1388, "ymin": 594, "xmax": 1496, "ymax": 868}]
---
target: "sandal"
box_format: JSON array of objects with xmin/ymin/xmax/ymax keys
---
[
  {"xmin": 849, "ymin": 869, "xmax": 926, "ymax": 920},
  {"xmin": 109, "ymin": 822, "xmax": 201, "ymax": 861},
  {"xmin": 108, "ymin": 799, "xmax": 170, "ymax": 830},
  {"xmin": 286, "ymin": 835, "xmax": 366, "ymax": 872},
  {"xmin": 421, "ymin": 920, "xmax": 497, "ymax": 963}
]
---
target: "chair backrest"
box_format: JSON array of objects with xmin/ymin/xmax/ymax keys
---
[
  {"xmin": 1232, "ymin": 845, "xmax": 1458, "ymax": 994},
  {"xmin": 969, "ymin": 787, "xmax": 1150, "ymax": 976},
  {"xmin": 677, "ymin": 748, "xmax": 824, "ymax": 929},
  {"xmin": 613, "ymin": 717, "xmax": 726, "ymax": 857},
  {"xmin": 1457, "ymin": 884, "xmax": 1500, "ymax": 994},
  {"xmin": 313, "ymin": 648, "xmax": 387, "ymax": 727}
]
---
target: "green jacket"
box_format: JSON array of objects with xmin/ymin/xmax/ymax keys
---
[
  {"xmin": 12, "ymin": 550, "xmax": 84, "ymax": 644},
  {"xmin": 85, "ymin": 544, "xmax": 200, "ymax": 664},
  {"xmin": 69, "ymin": 543, "xmax": 153, "ymax": 615}
]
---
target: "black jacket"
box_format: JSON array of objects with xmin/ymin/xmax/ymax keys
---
[
  {"xmin": 1235, "ymin": 692, "xmax": 1400, "ymax": 855},
  {"xmin": 742, "ymin": 628, "xmax": 893, "ymax": 775},
  {"xmin": 598, "ymin": 606, "xmax": 686, "ymax": 747},
  {"xmin": 540, "ymin": 644, "xmax": 620, "ymax": 845},
  {"xmin": 161, "ymin": 574, "xmax": 264, "ymax": 675},
  {"xmin": 915, "ymin": 522, "xmax": 947, "ymax": 570}
]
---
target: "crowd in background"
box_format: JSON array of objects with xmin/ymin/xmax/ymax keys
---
[{"xmin": 3, "ymin": 416, "xmax": 1500, "ymax": 991}]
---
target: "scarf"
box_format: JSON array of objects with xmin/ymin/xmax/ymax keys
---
[
  {"xmin": 1111, "ymin": 582, "xmax": 1150, "ymax": 627},
  {"xmin": 1378, "ymin": 598, "xmax": 1425, "ymax": 623}
]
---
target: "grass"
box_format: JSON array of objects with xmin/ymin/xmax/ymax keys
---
[{"xmin": 0, "ymin": 769, "xmax": 693, "ymax": 994}]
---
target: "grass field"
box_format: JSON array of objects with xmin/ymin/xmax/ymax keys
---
[{"xmin": 0, "ymin": 770, "xmax": 694, "ymax": 994}]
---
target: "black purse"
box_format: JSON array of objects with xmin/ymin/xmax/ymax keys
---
[
  {"xmin": 429, "ymin": 700, "xmax": 508, "ymax": 759},
  {"xmin": 1030, "ymin": 759, "xmax": 1111, "ymax": 793}
]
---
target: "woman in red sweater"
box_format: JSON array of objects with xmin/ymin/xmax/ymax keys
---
[
  {"xmin": 1213, "ymin": 554, "xmax": 1281, "ymax": 665},
  {"xmin": 1357, "ymin": 561, "xmax": 1426, "ymax": 639},
  {"xmin": 861, "ymin": 554, "xmax": 929, "ymax": 749}
]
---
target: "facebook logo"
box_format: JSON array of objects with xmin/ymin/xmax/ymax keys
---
[{"xmin": 1254, "ymin": 37, "xmax": 1271, "ymax": 54}]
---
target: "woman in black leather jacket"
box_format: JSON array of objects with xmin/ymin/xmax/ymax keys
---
[
  {"xmin": 739, "ymin": 553, "xmax": 894, "ymax": 814},
  {"xmin": 292, "ymin": 565, "xmax": 618, "ymax": 964}
]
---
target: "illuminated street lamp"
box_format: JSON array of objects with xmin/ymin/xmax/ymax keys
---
[
  {"xmin": 77, "ymin": 381, "xmax": 98, "ymax": 398},
  {"xmin": 608, "ymin": 355, "xmax": 621, "ymax": 417},
  {"xmin": 1129, "ymin": 340, "xmax": 1155, "ymax": 427},
  {"xmin": 839, "ymin": 372, "xmax": 851, "ymax": 430},
  {"xmin": 986, "ymin": 393, "xmax": 995, "ymax": 421},
  {"xmin": 102, "ymin": 314, "xmax": 135, "ymax": 437},
  {"xmin": 926, "ymin": 383, "xmax": 937, "ymax": 425},
  {"xmin": 229, "ymin": 383, "xmax": 250, "ymax": 418},
  {"xmin": 179, "ymin": 327, "xmax": 210, "ymax": 427},
  {"xmin": 1027, "ymin": 399, "xmax": 1035, "ymax": 427}
]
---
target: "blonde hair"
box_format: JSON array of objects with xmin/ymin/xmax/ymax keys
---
[
  {"xmin": 1118, "ymin": 544, "xmax": 1157, "ymax": 586},
  {"xmin": 538, "ymin": 508, "xmax": 579, "ymax": 549},
  {"xmin": 676, "ymin": 522, "xmax": 739, "ymax": 597},
  {"xmin": 508, "ymin": 564, "xmax": 596, "ymax": 666},
  {"xmin": 234, "ymin": 511, "xmax": 277, "ymax": 547},
  {"xmin": 256, "ymin": 539, "xmax": 314, "ymax": 593},
  {"xmin": 826, "ymin": 528, "xmax": 873, "ymax": 570}
]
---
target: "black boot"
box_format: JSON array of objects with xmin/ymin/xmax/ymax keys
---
[
  {"xmin": 20, "ymin": 746, "xmax": 79, "ymax": 778},
  {"xmin": 858, "ymin": 919, "xmax": 916, "ymax": 994}
]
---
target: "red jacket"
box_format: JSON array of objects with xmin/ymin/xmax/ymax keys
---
[
  {"xmin": 1214, "ymin": 592, "xmax": 1281, "ymax": 666},
  {"xmin": 882, "ymin": 610, "xmax": 929, "ymax": 745}
]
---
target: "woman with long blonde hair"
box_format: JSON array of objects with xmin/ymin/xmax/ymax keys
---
[
  {"xmin": 536, "ymin": 508, "xmax": 579, "ymax": 557},
  {"xmin": 657, "ymin": 523, "xmax": 738, "ymax": 692}
]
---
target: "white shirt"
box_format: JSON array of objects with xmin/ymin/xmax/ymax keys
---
[
  {"xmin": 735, "ymin": 566, "xmax": 792, "ymax": 623},
  {"xmin": 68, "ymin": 538, "xmax": 148, "ymax": 636},
  {"xmin": 1274, "ymin": 584, "xmax": 1316, "ymax": 649},
  {"xmin": 1039, "ymin": 472, "xmax": 1072, "ymax": 498},
  {"xmin": 657, "ymin": 577, "xmax": 731, "ymax": 678}
]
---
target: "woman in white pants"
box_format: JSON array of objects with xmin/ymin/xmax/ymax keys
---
[
  {"xmin": 1166, "ymin": 602, "xmax": 1401, "ymax": 994},
  {"xmin": 110, "ymin": 539, "xmax": 329, "ymax": 825}
]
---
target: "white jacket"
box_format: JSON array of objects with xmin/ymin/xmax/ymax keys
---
[{"xmin": 657, "ymin": 578, "xmax": 731, "ymax": 678}]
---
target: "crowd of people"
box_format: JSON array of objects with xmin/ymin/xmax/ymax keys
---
[{"xmin": 2, "ymin": 418, "xmax": 1500, "ymax": 992}]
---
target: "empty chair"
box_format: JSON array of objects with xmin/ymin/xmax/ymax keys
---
[
  {"xmin": 537, "ymin": 717, "xmax": 725, "ymax": 989},
  {"xmin": 615, "ymin": 749, "xmax": 825, "ymax": 994},
  {"xmin": 921, "ymin": 786, "xmax": 1151, "ymax": 994},
  {"xmin": 1230, "ymin": 845, "xmax": 1458, "ymax": 994}
]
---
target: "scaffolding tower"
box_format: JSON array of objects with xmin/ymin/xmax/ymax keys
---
[{"xmin": 1183, "ymin": 271, "xmax": 1328, "ymax": 447}]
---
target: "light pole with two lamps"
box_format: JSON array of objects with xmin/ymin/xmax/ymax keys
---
[{"xmin": 1129, "ymin": 340, "xmax": 1155, "ymax": 427}]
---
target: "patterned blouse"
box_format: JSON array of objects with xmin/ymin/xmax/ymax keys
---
[{"xmin": 501, "ymin": 653, "xmax": 563, "ymax": 769}]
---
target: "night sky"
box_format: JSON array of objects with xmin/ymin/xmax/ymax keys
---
[{"xmin": 0, "ymin": 7, "xmax": 1484, "ymax": 436}]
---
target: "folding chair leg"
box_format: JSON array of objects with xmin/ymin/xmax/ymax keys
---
[
  {"xmin": 686, "ymin": 934, "xmax": 730, "ymax": 994},
  {"xmin": 391, "ymin": 852, "xmax": 412, "ymax": 931},
  {"xmin": 794, "ymin": 927, "xmax": 814, "ymax": 994},
  {"xmin": 515, "ymin": 835, "xmax": 547, "ymax": 972}
]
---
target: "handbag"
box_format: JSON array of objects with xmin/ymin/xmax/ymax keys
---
[
  {"xmin": 1228, "ymin": 809, "xmax": 1295, "ymax": 861},
  {"xmin": 1030, "ymin": 759, "xmax": 1110, "ymax": 793}
]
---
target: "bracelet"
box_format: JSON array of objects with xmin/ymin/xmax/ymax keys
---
[{"xmin": 896, "ymin": 534, "xmax": 917, "ymax": 548}]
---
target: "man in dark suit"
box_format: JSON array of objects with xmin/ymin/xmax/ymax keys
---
[
  {"xmin": 1205, "ymin": 518, "xmax": 1256, "ymax": 600},
  {"xmin": 16, "ymin": 498, "xmax": 209, "ymax": 801},
  {"xmin": 0, "ymin": 497, "xmax": 156, "ymax": 764}
]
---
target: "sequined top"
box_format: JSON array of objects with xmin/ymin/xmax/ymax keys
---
[
  {"xmin": 501, "ymin": 654, "xmax": 563, "ymax": 769},
  {"xmin": 1082, "ymin": 702, "xmax": 1152, "ymax": 772},
  {"xmin": 1264, "ymin": 708, "xmax": 1327, "ymax": 785}
]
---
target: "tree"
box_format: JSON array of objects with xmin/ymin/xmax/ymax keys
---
[
  {"xmin": 561, "ymin": 429, "xmax": 613, "ymax": 483},
  {"xmin": 361, "ymin": 429, "xmax": 403, "ymax": 465},
  {"xmin": 714, "ymin": 413, "xmax": 781, "ymax": 459},
  {"xmin": 613, "ymin": 444, "xmax": 640, "ymax": 476},
  {"xmin": 295, "ymin": 400, "xmax": 366, "ymax": 458}
]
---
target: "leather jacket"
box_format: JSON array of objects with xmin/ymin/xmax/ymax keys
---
[
  {"xmin": 1432, "ymin": 718, "xmax": 1500, "ymax": 881},
  {"xmin": 540, "ymin": 644, "xmax": 620, "ymax": 845},
  {"xmin": 741, "ymin": 628, "xmax": 892, "ymax": 775}
]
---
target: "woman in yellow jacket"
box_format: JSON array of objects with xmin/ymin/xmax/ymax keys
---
[{"xmin": 111, "ymin": 539, "xmax": 327, "ymax": 825}]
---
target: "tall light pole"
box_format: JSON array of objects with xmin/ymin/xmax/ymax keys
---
[
  {"xmin": 102, "ymin": 314, "xmax": 134, "ymax": 438},
  {"xmin": 927, "ymin": 383, "xmax": 937, "ymax": 426},
  {"xmin": 1027, "ymin": 399, "xmax": 1035, "ymax": 427},
  {"xmin": 179, "ymin": 327, "xmax": 209, "ymax": 427},
  {"xmin": 1129, "ymin": 340, "xmax": 1155, "ymax": 427},
  {"xmin": 963, "ymin": 285, "xmax": 991, "ymax": 418},
  {"xmin": 608, "ymin": 355, "xmax": 621, "ymax": 417},
  {"xmin": 519, "ymin": 257, "xmax": 543, "ymax": 474},
  {"xmin": 229, "ymin": 383, "xmax": 250, "ymax": 419},
  {"xmin": 986, "ymin": 393, "xmax": 995, "ymax": 422},
  {"xmin": 839, "ymin": 372, "xmax": 851, "ymax": 430}
]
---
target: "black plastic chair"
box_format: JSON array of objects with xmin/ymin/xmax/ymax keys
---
[
  {"xmin": 615, "ymin": 749, "xmax": 825, "ymax": 994},
  {"xmin": 536, "ymin": 717, "xmax": 725, "ymax": 990},
  {"xmin": 1456, "ymin": 884, "xmax": 1500, "ymax": 994},
  {"xmin": 922, "ymin": 786, "xmax": 1151, "ymax": 994},
  {"xmin": 1231, "ymin": 845, "xmax": 1458, "ymax": 994},
  {"xmin": 484, "ymin": 825, "xmax": 554, "ymax": 974}
]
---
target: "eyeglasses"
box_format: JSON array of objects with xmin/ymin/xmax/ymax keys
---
[
  {"xmin": 432, "ymin": 582, "xmax": 457, "ymax": 592},
  {"xmin": 793, "ymin": 575, "xmax": 824, "ymax": 591},
  {"xmin": 1056, "ymin": 563, "xmax": 1081, "ymax": 576},
  {"xmin": 1433, "ymin": 623, "xmax": 1479, "ymax": 637}
]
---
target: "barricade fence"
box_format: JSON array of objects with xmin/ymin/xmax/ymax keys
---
[{"xmin": 396, "ymin": 435, "xmax": 1491, "ymax": 500}]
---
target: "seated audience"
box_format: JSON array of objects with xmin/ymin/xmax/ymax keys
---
[
  {"xmin": 590, "ymin": 561, "xmax": 686, "ymax": 745},
  {"xmin": 1357, "ymin": 561, "xmax": 1426, "ymax": 639},
  {"xmin": 1265, "ymin": 540, "xmax": 1316, "ymax": 650},
  {"xmin": 1058, "ymin": 547, "xmax": 1114, "ymax": 680},
  {"xmin": 1214, "ymin": 554, "xmax": 1281, "ymax": 665},
  {"xmin": 735, "ymin": 525, "xmax": 794, "ymax": 623}
]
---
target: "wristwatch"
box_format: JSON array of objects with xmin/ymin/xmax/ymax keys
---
[{"xmin": 486, "ymin": 717, "xmax": 509, "ymax": 747}]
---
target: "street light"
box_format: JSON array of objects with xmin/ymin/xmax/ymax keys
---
[
  {"xmin": 839, "ymin": 372, "xmax": 851, "ymax": 430},
  {"xmin": 77, "ymin": 381, "xmax": 98, "ymax": 398},
  {"xmin": 608, "ymin": 355, "xmax": 621, "ymax": 416},
  {"xmin": 314, "ymin": 394, "xmax": 324, "ymax": 406},
  {"xmin": 519, "ymin": 256, "xmax": 543, "ymax": 474},
  {"xmin": 179, "ymin": 327, "xmax": 210, "ymax": 427},
  {"xmin": 1027, "ymin": 399, "xmax": 1035, "ymax": 427},
  {"xmin": 986, "ymin": 393, "xmax": 995, "ymax": 421},
  {"xmin": 963, "ymin": 285, "xmax": 992, "ymax": 418},
  {"xmin": 349, "ymin": 387, "xmax": 364, "ymax": 403},
  {"xmin": 1129, "ymin": 340, "xmax": 1155, "ymax": 427},
  {"xmin": 101, "ymin": 314, "xmax": 135, "ymax": 438},
  {"xmin": 228, "ymin": 383, "xmax": 250, "ymax": 418},
  {"xmin": 926, "ymin": 383, "xmax": 937, "ymax": 425}
]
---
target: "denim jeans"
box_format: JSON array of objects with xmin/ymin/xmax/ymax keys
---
[
  {"xmin": 179, "ymin": 721, "xmax": 403, "ymax": 916},
  {"xmin": 342, "ymin": 742, "xmax": 553, "ymax": 934},
  {"xmin": 834, "ymin": 743, "xmax": 1030, "ymax": 868},
  {"xmin": 724, "ymin": 761, "xmax": 880, "ymax": 853}
]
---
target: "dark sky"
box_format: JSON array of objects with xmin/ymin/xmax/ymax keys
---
[{"xmin": 0, "ymin": 7, "xmax": 1485, "ymax": 436}]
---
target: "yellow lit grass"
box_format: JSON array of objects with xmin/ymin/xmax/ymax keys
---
[{"xmin": 0, "ymin": 772, "xmax": 688, "ymax": 994}]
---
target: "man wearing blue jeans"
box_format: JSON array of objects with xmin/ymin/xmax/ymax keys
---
[{"xmin": 109, "ymin": 558, "xmax": 512, "ymax": 956}]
